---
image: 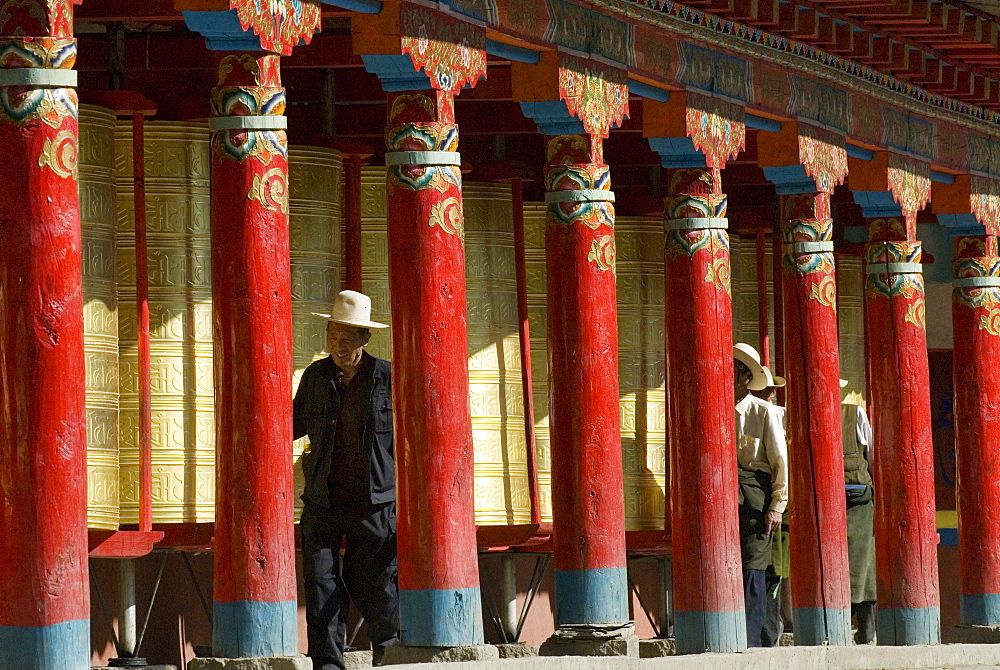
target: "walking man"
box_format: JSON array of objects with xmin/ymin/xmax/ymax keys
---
[
  {"xmin": 294, "ymin": 290, "xmax": 399, "ymax": 669},
  {"xmin": 734, "ymin": 343, "xmax": 789, "ymax": 647}
]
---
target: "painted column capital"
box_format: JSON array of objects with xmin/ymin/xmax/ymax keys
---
[{"xmin": 179, "ymin": 0, "xmax": 321, "ymax": 55}]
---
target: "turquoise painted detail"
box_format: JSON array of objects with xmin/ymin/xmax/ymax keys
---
[
  {"xmin": 962, "ymin": 594, "xmax": 1000, "ymax": 627},
  {"xmin": 792, "ymin": 607, "xmax": 852, "ymax": 646},
  {"xmin": 553, "ymin": 567, "xmax": 629, "ymax": 626},
  {"xmin": 213, "ymin": 600, "xmax": 298, "ymax": 658},
  {"xmin": 878, "ymin": 606, "xmax": 941, "ymax": 645},
  {"xmin": 0, "ymin": 619, "xmax": 90, "ymax": 670},
  {"xmin": 674, "ymin": 610, "xmax": 746, "ymax": 654},
  {"xmin": 399, "ymin": 587, "xmax": 484, "ymax": 647}
]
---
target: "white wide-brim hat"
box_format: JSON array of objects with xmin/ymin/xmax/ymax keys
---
[
  {"xmin": 840, "ymin": 378, "xmax": 849, "ymax": 388},
  {"xmin": 759, "ymin": 366, "xmax": 785, "ymax": 390},
  {"xmin": 734, "ymin": 342, "xmax": 768, "ymax": 391},
  {"xmin": 313, "ymin": 290, "xmax": 389, "ymax": 329}
]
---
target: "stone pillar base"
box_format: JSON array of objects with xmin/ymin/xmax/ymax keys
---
[
  {"xmin": 539, "ymin": 623, "xmax": 638, "ymax": 657},
  {"xmin": 344, "ymin": 650, "xmax": 373, "ymax": 669},
  {"xmin": 949, "ymin": 625, "xmax": 1000, "ymax": 644},
  {"xmin": 638, "ymin": 638, "xmax": 675, "ymax": 657},
  {"xmin": 495, "ymin": 643, "xmax": 539, "ymax": 658},
  {"xmin": 381, "ymin": 644, "xmax": 499, "ymax": 665},
  {"xmin": 187, "ymin": 655, "xmax": 311, "ymax": 670}
]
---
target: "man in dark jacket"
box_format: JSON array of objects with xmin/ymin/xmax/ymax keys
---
[{"xmin": 294, "ymin": 290, "xmax": 398, "ymax": 670}]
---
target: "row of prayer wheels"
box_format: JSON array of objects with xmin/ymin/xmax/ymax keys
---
[{"xmin": 79, "ymin": 106, "xmax": 865, "ymax": 532}]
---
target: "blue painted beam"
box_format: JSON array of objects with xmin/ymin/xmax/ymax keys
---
[
  {"xmin": 627, "ymin": 79, "xmax": 669, "ymax": 102},
  {"xmin": 320, "ymin": 0, "xmax": 382, "ymax": 12},
  {"xmin": 648, "ymin": 136, "xmax": 707, "ymax": 168},
  {"xmin": 745, "ymin": 113, "xmax": 781, "ymax": 132},
  {"xmin": 362, "ymin": 54, "xmax": 431, "ymax": 92},
  {"xmin": 486, "ymin": 39, "xmax": 540, "ymax": 64},
  {"xmin": 851, "ymin": 190, "xmax": 903, "ymax": 218},
  {"xmin": 937, "ymin": 213, "xmax": 986, "ymax": 236},
  {"xmin": 762, "ymin": 164, "xmax": 817, "ymax": 195},
  {"xmin": 182, "ymin": 10, "xmax": 262, "ymax": 51},
  {"xmin": 931, "ymin": 170, "xmax": 956, "ymax": 184},
  {"xmin": 846, "ymin": 144, "xmax": 874, "ymax": 161},
  {"xmin": 520, "ymin": 101, "xmax": 585, "ymax": 136}
]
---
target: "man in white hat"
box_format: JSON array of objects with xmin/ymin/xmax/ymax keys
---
[
  {"xmin": 734, "ymin": 343, "xmax": 789, "ymax": 647},
  {"xmin": 294, "ymin": 290, "xmax": 398, "ymax": 669}
]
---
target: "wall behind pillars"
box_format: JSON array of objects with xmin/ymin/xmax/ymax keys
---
[{"xmin": 918, "ymin": 223, "xmax": 954, "ymax": 350}]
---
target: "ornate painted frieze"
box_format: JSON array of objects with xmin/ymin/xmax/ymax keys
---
[
  {"xmin": 797, "ymin": 124, "xmax": 847, "ymax": 194},
  {"xmin": 678, "ymin": 41, "xmax": 751, "ymax": 102},
  {"xmin": 971, "ymin": 175, "xmax": 1000, "ymax": 236},
  {"xmin": 558, "ymin": 54, "xmax": 629, "ymax": 139},
  {"xmin": 883, "ymin": 108, "xmax": 936, "ymax": 160},
  {"xmin": 790, "ymin": 76, "xmax": 849, "ymax": 134},
  {"xmin": 230, "ymin": 0, "xmax": 321, "ymax": 56},
  {"xmin": 887, "ymin": 153, "xmax": 931, "ymax": 222},
  {"xmin": 402, "ymin": 4, "xmax": 486, "ymax": 95}
]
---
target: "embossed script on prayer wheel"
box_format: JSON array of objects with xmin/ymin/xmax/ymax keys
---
[
  {"xmin": 80, "ymin": 105, "xmax": 120, "ymax": 530},
  {"xmin": 616, "ymin": 215, "xmax": 667, "ymax": 531},
  {"xmin": 837, "ymin": 256, "xmax": 866, "ymax": 397},
  {"xmin": 464, "ymin": 183, "xmax": 530, "ymax": 525},
  {"xmin": 361, "ymin": 169, "xmax": 533, "ymax": 525},
  {"xmin": 116, "ymin": 121, "xmax": 215, "ymax": 524},
  {"xmin": 289, "ymin": 146, "xmax": 343, "ymax": 517}
]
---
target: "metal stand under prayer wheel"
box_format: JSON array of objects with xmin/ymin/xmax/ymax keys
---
[
  {"xmin": 779, "ymin": 193, "xmax": 851, "ymax": 645},
  {"xmin": 0, "ymin": 4, "xmax": 91, "ymax": 669},
  {"xmin": 201, "ymin": 52, "xmax": 301, "ymax": 665},
  {"xmin": 951, "ymin": 235, "xmax": 1000, "ymax": 639}
]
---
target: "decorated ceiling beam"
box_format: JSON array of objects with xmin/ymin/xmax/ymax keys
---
[
  {"xmin": 932, "ymin": 174, "xmax": 1000, "ymax": 237},
  {"xmin": 642, "ymin": 91, "xmax": 745, "ymax": 170},
  {"xmin": 848, "ymin": 151, "xmax": 932, "ymax": 239},
  {"xmin": 175, "ymin": 0, "xmax": 322, "ymax": 55},
  {"xmin": 757, "ymin": 120, "xmax": 848, "ymax": 195}
]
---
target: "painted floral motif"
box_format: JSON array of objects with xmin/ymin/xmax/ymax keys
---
[
  {"xmin": 665, "ymin": 168, "xmax": 726, "ymax": 218},
  {"xmin": 545, "ymin": 162, "xmax": 614, "ymax": 230},
  {"xmin": 953, "ymin": 254, "xmax": 1000, "ymax": 310},
  {"xmin": 558, "ymin": 54, "xmax": 629, "ymax": 139},
  {"xmin": 808, "ymin": 276, "xmax": 837, "ymax": 310},
  {"xmin": 588, "ymin": 235, "xmax": 616, "ymax": 273},
  {"xmin": 212, "ymin": 54, "xmax": 286, "ymax": 163},
  {"xmin": 385, "ymin": 122, "xmax": 461, "ymax": 193},
  {"xmin": 867, "ymin": 216, "xmax": 908, "ymax": 242},
  {"xmin": 866, "ymin": 240, "xmax": 924, "ymax": 299},
  {"xmin": 230, "ymin": 0, "xmax": 321, "ymax": 56},
  {"xmin": 704, "ymin": 254, "xmax": 732, "ymax": 294},
  {"xmin": 970, "ymin": 174, "xmax": 1000, "ymax": 236},
  {"xmin": 0, "ymin": 37, "xmax": 76, "ymax": 127},
  {"xmin": 685, "ymin": 94, "xmax": 745, "ymax": 170},
  {"xmin": 429, "ymin": 197, "xmax": 464, "ymax": 241},
  {"xmin": 798, "ymin": 124, "xmax": 847, "ymax": 194},
  {"xmin": 247, "ymin": 167, "xmax": 288, "ymax": 214},
  {"xmin": 905, "ymin": 300, "xmax": 927, "ymax": 330},
  {"xmin": 781, "ymin": 194, "xmax": 834, "ymax": 276},
  {"xmin": 887, "ymin": 153, "xmax": 931, "ymax": 222},
  {"xmin": 37, "ymin": 127, "xmax": 75, "ymax": 178},
  {"xmin": 0, "ymin": 0, "xmax": 74, "ymax": 39},
  {"xmin": 401, "ymin": 4, "xmax": 486, "ymax": 95},
  {"xmin": 980, "ymin": 307, "xmax": 1000, "ymax": 336}
]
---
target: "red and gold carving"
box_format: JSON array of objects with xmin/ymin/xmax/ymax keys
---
[
  {"xmin": 887, "ymin": 153, "xmax": 931, "ymax": 222},
  {"xmin": 685, "ymin": 93, "xmax": 745, "ymax": 170},
  {"xmin": 971, "ymin": 174, "xmax": 1000, "ymax": 236},
  {"xmin": 798, "ymin": 124, "xmax": 847, "ymax": 194},
  {"xmin": 558, "ymin": 54, "xmax": 628, "ymax": 139},
  {"xmin": 211, "ymin": 53, "xmax": 286, "ymax": 164},
  {"xmin": 230, "ymin": 0, "xmax": 321, "ymax": 56},
  {"xmin": 401, "ymin": 4, "xmax": 486, "ymax": 95}
]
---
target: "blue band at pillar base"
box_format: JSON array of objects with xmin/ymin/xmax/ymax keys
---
[
  {"xmin": 792, "ymin": 607, "xmax": 852, "ymax": 646},
  {"xmin": 878, "ymin": 606, "xmax": 941, "ymax": 645},
  {"xmin": 962, "ymin": 594, "xmax": 1000, "ymax": 627},
  {"xmin": 674, "ymin": 609, "xmax": 746, "ymax": 654},
  {"xmin": 553, "ymin": 567, "xmax": 629, "ymax": 626},
  {"xmin": 399, "ymin": 587, "xmax": 484, "ymax": 647},
  {"xmin": 213, "ymin": 600, "xmax": 298, "ymax": 658},
  {"xmin": 0, "ymin": 619, "xmax": 89, "ymax": 670}
]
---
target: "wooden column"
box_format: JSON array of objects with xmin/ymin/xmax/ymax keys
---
[
  {"xmin": 385, "ymin": 89, "xmax": 483, "ymax": 647},
  {"xmin": 209, "ymin": 52, "xmax": 298, "ymax": 657},
  {"xmin": 779, "ymin": 193, "xmax": 851, "ymax": 644},
  {"xmin": 0, "ymin": 5, "xmax": 90, "ymax": 669},
  {"xmin": 952, "ymin": 235, "xmax": 1000, "ymax": 627},
  {"xmin": 663, "ymin": 167, "xmax": 745, "ymax": 652}
]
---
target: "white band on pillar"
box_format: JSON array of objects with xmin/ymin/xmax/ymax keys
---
[
  {"xmin": 544, "ymin": 189, "xmax": 616, "ymax": 203},
  {"xmin": 866, "ymin": 262, "xmax": 923, "ymax": 275},
  {"xmin": 384, "ymin": 150, "xmax": 461, "ymax": 166},
  {"xmin": 953, "ymin": 276, "xmax": 1000, "ymax": 288},
  {"xmin": 209, "ymin": 115, "xmax": 288, "ymax": 131},
  {"xmin": 0, "ymin": 68, "xmax": 77, "ymax": 87},
  {"xmin": 783, "ymin": 241, "xmax": 834, "ymax": 254},
  {"xmin": 664, "ymin": 217, "xmax": 728, "ymax": 230}
]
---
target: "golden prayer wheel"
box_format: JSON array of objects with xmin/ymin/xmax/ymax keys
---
[
  {"xmin": 289, "ymin": 145, "xmax": 344, "ymax": 517},
  {"xmin": 360, "ymin": 169, "xmax": 533, "ymax": 525},
  {"xmin": 80, "ymin": 104, "xmax": 121, "ymax": 530},
  {"xmin": 837, "ymin": 256, "xmax": 866, "ymax": 401},
  {"xmin": 523, "ymin": 206, "xmax": 669, "ymax": 529},
  {"xmin": 463, "ymin": 183, "xmax": 530, "ymax": 525},
  {"xmin": 730, "ymin": 235, "xmax": 776, "ymax": 360},
  {"xmin": 115, "ymin": 121, "xmax": 215, "ymax": 524},
  {"xmin": 615, "ymin": 215, "xmax": 667, "ymax": 531}
]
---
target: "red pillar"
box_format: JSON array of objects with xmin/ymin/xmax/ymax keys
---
[
  {"xmin": 864, "ymin": 219, "xmax": 940, "ymax": 644},
  {"xmin": 952, "ymin": 235, "xmax": 1000, "ymax": 627},
  {"xmin": 0, "ymin": 6, "xmax": 91, "ymax": 668},
  {"xmin": 542, "ymin": 133, "xmax": 629, "ymax": 631},
  {"xmin": 384, "ymin": 90, "xmax": 484, "ymax": 646},
  {"xmin": 663, "ymin": 167, "xmax": 745, "ymax": 652},
  {"xmin": 208, "ymin": 52, "xmax": 298, "ymax": 657},
  {"xmin": 779, "ymin": 193, "xmax": 851, "ymax": 644}
]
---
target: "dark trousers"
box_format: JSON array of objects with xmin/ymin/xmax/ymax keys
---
[
  {"xmin": 301, "ymin": 502, "xmax": 399, "ymax": 670},
  {"xmin": 744, "ymin": 568, "xmax": 768, "ymax": 648},
  {"xmin": 760, "ymin": 570, "xmax": 783, "ymax": 647},
  {"xmin": 853, "ymin": 600, "xmax": 877, "ymax": 644}
]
